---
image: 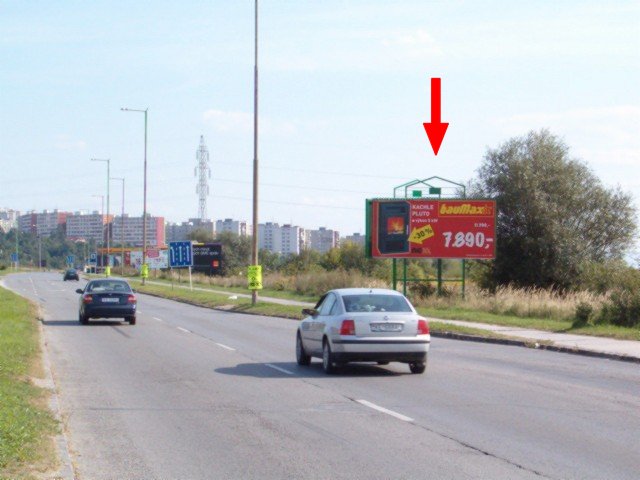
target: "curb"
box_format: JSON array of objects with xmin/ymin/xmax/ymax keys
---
[{"xmin": 431, "ymin": 331, "xmax": 640, "ymax": 364}]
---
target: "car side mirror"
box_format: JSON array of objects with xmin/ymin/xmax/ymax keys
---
[
  {"xmin": 75, "ymin": 289, "xmax": 83, "ymax": 294},
  {"xmin": 302, "ymin": 308, "xmax": 318, "ymax": 317}
]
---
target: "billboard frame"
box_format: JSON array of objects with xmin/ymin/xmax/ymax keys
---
[{"xmin": 366, "ymin": 177, "xmax": 496, "ymax": 298}]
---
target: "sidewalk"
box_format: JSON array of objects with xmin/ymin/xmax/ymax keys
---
[
  {"xmin": 429, "ymin": 319, "xmax": 640, "ymax": 363},
  {"xmin": 139, "ymin": 279, "xmax": 640, "ymax": 363}
]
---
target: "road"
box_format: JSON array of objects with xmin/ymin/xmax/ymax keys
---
[{"xmin": 4, "ymin": 272, "xmax": 639, "ymax": 480}]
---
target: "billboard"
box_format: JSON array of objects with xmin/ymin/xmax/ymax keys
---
[
  {"xmin": 192, "ymin": 243, "xmax": 223, "ymax": 276},
  {"xmin": 368, "ymin": 199, "xmax": 496, "ymax": 259},
  {"xmin": 129, "ymin": 249, "xmax": 169, "ymax": 270}
]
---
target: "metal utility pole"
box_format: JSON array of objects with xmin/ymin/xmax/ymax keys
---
[
  {"xmin": 38, "ymin": 235, "xmax": 42, "ymax": 270},
  {"xmin": 195, "ymin": 135, "xmax": 211, "ymax": 221},
  {"xmin": 91, "ymin": 158, "xmax": 110, "ymax": 275},
  {"xmin": 111, "ymin": 177, "xmax": 125, "ymax": 275},
  {"xmin": 251, "ymin": 0, "xmax": 259, "ymax": 306},
  {"xmin": 92, "ymin": 194, "xmax": 104, "ymax": 269},
  {"xmin": 15, "ymin": 227, "xmax": 18, "ymax": 270},
  {"xmin": 121, "ymin": 107, "xmax": 148, "ymax": 284}
]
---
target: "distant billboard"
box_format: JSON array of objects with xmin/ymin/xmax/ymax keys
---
[
  {"xmin": 192, "ymin": 243, "xmax": 223, "ymax": 276},
  {"xmin": 367, "ymin": 199, "xmax": 496, "ymax": 259}
]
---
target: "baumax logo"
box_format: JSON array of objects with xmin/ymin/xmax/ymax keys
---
[{"xmin": 439, "ymin": 202, "xmax": 494, "ymax": 216}]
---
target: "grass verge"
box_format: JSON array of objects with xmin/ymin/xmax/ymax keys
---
[
  {"xmin": 418, "ymin": 306, "xmax": 640, "ymax": 341},
  {"xmin": 0, "ymin": 286, "xmax": 57, "ymax": 479}
]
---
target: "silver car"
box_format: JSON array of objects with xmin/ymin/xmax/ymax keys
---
[{"xmin": 296, "ymin": 288, "xmax": 430, "ymax": 374}]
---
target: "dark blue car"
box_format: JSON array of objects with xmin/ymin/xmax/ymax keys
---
[{"xmin": 76, "ymin": 279, "xmax": 137, "ymax": 325}]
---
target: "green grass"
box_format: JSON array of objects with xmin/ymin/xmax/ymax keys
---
[
  {"xmin": 419, "ymin": 306, "xmax": 640, "ymax": 341},
  {"xmin": 135, "ymin": 282, "xmax": 305, "ymax": 319},
  {"xmin": 0, "ymin": 287, "xmax": 57, "ymax": 479}
]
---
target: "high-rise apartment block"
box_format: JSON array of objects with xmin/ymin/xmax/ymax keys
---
[
  {"xmin": 215, "ymin": 218, "xmax": 248, "ymax": 237},
  {"xmin": 0, "ymin": 208, "xmax": 20, "ymax": 232},
  {"xmin": 66, "ymin": 211, "xmax": 111, "ymax": 242},
  {"xmin": 307, "ymin": 227, "xmax": 340, "ymax": 253},
  {"xmin": 18, "ymin": 210, "xmax": 69, "ymax": 237},
  {"xmin": 343, "ymin": 233, "xmax": 365, "ymax": 246},
  {"xmin": 166, "ymin": 218, "xmax": 215, "ymax": 243},
  {"xmin": 112, "ymin": 214, "xmax": 165, "ymax": 247}
]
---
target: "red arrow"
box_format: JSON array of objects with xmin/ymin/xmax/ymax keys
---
[{"xmin": 423, "ymin": 77, "xmax": 449, "ymax": 155}]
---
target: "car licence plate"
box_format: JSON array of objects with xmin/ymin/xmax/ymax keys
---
[
  {"xmin": 101, "ymin": 298, "xmax": 120, "ymax": 303},
  {"xmin": 370, "ymin": 323, "xmax": 403, "ymax": 332}
]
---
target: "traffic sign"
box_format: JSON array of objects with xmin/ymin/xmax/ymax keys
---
[
  {"xmin": 67, "ymin": 255, "xmax": 75, "ymax": 265},
  {"xmin": 89, "ymin": 253, "xmax": 97, "ymax": 264},
  {"xmin": 11, "ymin": 253, "xmax": 18, "ymax": 262},
  {"xmin": 169, "ymin": 241, "xmax": 193, "ymax": 267},
  {"xmin": 247, "ymin": 265, "xmax": 263, "ymax": 290}
]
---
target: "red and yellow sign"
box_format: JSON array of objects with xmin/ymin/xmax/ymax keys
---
[{"xmin": 368, "ymin": 199, "xmax": 496, "ymax": 259}]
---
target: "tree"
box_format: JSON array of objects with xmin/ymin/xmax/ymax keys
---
[{"xmin": 471, "ymin": 130, "xmax": 637, "ymax": 290}]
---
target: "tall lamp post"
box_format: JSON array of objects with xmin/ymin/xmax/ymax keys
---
[
  {"xmin": 251, "ymin": 0, "xmax": 259, "ymax": 305},
  {"xmin": 92, "ymin": 194, "xmax": 104, "ymax": 271},
  {"xmin": 91, "ymin": 158, "xmax": 111, "ymax": 276},
  {"xmin": 121, "ymin": 107, "xmax": 148, "ymax": 284},
  {"xmin": 111, "ymin": 177, "xmax": 126, "ymax": 275}
]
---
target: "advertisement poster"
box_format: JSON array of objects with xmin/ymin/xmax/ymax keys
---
[
  {"xmin": 129, "ymin": 249, "xmax": 169, "ymax": 270},
  {"xmin": 192, "ymin": 243, "xmax": 223, "ymax": 276},
  {"xmin": 369, "ymin": 199, "xmax": 496, "ymax": 259}
]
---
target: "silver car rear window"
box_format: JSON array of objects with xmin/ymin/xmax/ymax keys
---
[{"xmin": 342, "ymin": 295, "xmax": 412, "ymax": 313}]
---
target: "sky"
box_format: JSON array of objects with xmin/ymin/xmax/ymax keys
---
[{"xmin": 1, "ymin": 1, "xmax": 639, "ymax": 250}]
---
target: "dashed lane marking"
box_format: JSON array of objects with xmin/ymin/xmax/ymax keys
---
[
  {"xmin": 356, "ymin": 399, "xmax": 413, "ymax": 422},
  {"xmin": 265, "ymin": 363, "xmax": 294, "ymax": 375}
]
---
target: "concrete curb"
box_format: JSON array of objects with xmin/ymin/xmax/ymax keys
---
[{"xmin": 431, "ymin": 331, "xmax": 640, "ymax": 364}]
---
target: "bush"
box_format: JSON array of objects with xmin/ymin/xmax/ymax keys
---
[
  {"xmin": 599, "ymin": 290, "xmax": 640, "ymax": 327},
  {"xmin": 573, "ymin": 302, "xmax": 594, "ymax": 327}
]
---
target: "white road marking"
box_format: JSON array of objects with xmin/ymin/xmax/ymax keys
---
[
  {"xmin": 177, "ymin": 327, "xmax": 191, "ymax": 334},
  {"xmin": 356, "ymin": 399, "xmax": 414, "ymax": 422},
  {"xmin": 153, "ymin": 317, "xmax": 164, "ymax": 322},
  {"xmin": 215, "ymin": 343, "xmax": 236, "ymax": 351},
  {"xmin": 29, "ymin": 277, "xmax": 38, "ymax": 295},
  {"xmin": 265, "ymin": 363, "xmax": 294, "ymax": 375}
]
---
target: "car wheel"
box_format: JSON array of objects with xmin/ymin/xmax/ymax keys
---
[
  {"xmin": 322, "ymin": 340, "xmax": 337, "ymax": 374},
  {"xmin": 127, "ymin": 316, "xmax": 137, "ymax": 325},
  {"xmin": 409, "ymin": 361, "xmax": 426, "ymax": 374},
  {"xmin": 296, "ymin": 332, "xmax": 311, "ymax": 366},
  {"xmin": 79, "ymin": 313, "xmax": 88, "ymax": 325}
]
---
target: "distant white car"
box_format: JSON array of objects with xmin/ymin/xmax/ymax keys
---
[{"xmin": 296, "ymin": 288, "xmax": 430, "ymax": 374}]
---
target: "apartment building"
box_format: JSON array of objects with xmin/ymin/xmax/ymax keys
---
[
  {"xmin": 215, "ymin": 218, "xmax": 248, "ymax": 236},
  {"xmin": 307, "ymin": 227, "xmax": 340, "ymax": 253},
  {"xmin": 343, "ymin": 233, "xmax": 365, "ymax": 246},
  {"xmin": 66, "ymin": 211, "xmax": 110, "ymax": 242},
  {"xmin": 166, "ymin": 218, "xmax": 215, "ymax": 243},
  {"xmin": 0, "ymin": 208, "xmax": 19, "ymax": 232},
  {"xmin": 112, "ymin": 214, "xmax": 165, "ymax": 247},
  {"xmin": 18, "ymin": 210, "xmax": 69, "ymax": 237}
]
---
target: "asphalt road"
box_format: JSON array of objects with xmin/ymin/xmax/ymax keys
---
[{"xmin": 4, "ymin": 272, "xmax": 639, "ymax": 480}]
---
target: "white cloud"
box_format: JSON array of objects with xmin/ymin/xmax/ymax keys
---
[
  {"xmin": 54, "ymin": 135, "xmax": 86, "ymax": 151},
  {"xmin": 495, "ymin": 106, "xmax": 640, "ymax": 167},
  {"xmin": 202, "ymin": 109, "xmax": 296, "ymax": 136},
  {"xmin": 381, "ymin": 29, "xmax": 444, "ymax": 57}
]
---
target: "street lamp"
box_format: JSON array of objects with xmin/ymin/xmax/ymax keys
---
[
  {"xmin": 251, "ymin": 0, "xmax": 260, "ymax": 305},
  {"xmin": 92, "ymin": 194, "xmax": 104, "ymax": 271},
  {"xmin": 121, "ymin": 107, "xmax": 148, "ymax": 284},
  {"xmin": 111, "ymin": 176, "xmax": 125, "ymax": 275},
  {"xmin": 91, "ymin": 158, "xmax": 110, "ymax": 276}
]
